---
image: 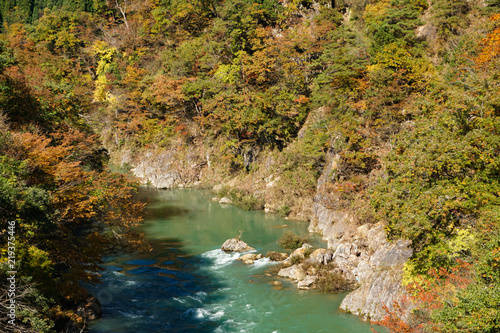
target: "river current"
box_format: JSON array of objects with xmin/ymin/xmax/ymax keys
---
[{"xmin": 88, "ymin": 188, "xmax": 377, "ymax": 333}]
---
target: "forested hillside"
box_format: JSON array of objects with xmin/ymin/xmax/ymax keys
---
[{"xmin": 1, "ymin": 0, "xmax": 500, "ymax": 331}]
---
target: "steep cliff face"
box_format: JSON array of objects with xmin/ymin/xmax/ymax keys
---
[
  {"xmin": 336, "ymin": 228, "xmax": 413, "ymax": 320},
  {"xmin": 118, "ymin": 145, "xmax": 207, "ymax": 189},
  {"xmin": 309, "ymin": 153, "xmax": 413, "ymax": 321},
  {"xmin": 310, "ymin": 207, "xmax": 413, "ymax": 320}
]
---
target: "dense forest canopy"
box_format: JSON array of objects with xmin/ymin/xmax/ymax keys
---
[{"xmin": 1, "ymin": 0, "xmax": 500, "ymax": 331}]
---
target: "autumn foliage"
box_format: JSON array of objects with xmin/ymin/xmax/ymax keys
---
[{"xmin": 1, "ymin": 0, "xmax": 500, "ymax": 332}]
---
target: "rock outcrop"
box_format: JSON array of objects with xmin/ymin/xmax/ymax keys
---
[
  {"xmin": 303, "ymin": 149, "xmax": 415, "ymax": 321},
  {"xmin": 289, "ymin": 243, "xmax": 313, "ymax": 259},
  {"xmin": 76, "ymin": 295, "xmax": 102, "ymax": 321},
  {"xmin": 309, "ymin": 210, "xmax": 413, "ymax": 321},
  {"xmin": 337, "ymin": 228, "xmax": 413, "ymax": 320},
  {"xmin": 219, "ymin": 197, "xmax": 232, "ymax": 204},
  {"xmin": 340, "ymin": 266, "xmax": 407, "ymax": 320},
  {"xmin": 221, "ymin": 238, "xmax": 256, "ymax": 252},
  {"xmin": 129, "ymin": 148, "xmax": 205, "ymax": 188},
  {"xmin": 309, "ymin": 248, "xmax": 334, "ymax": 265}
]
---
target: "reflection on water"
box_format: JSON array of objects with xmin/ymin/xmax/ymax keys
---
[{"xmin": 88, "ymin": 188, "xmax": 377, "ymax": 333}]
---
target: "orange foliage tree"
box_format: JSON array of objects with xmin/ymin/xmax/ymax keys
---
[{"xmin": 1, "ymin": 126, "xmax": 146, "ymax": 304}]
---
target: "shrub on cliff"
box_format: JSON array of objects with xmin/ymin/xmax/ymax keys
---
[{"xmin": 316, "ymin": 271, "xmax": 352, "ymax": 293}]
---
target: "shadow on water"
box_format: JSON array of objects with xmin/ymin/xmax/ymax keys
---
[
  {"xmin": 88, "ymin": 191, "xmax": 229, "ymax": 333},
  {"xmin": 135, "ymin": 186, "xmax": 194, "ymax": 221}
]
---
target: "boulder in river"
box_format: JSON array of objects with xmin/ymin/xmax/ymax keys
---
[
  {"xmin": 221, "ymin": 238, "xmax": 256, "ymax": 252},
  {"xmin": 278, "ymin": 264, "xmax": 306, "ymax": 281},
  {"xmin": 237, "ymin": 253, "xmax": 262, "ymax": 264}
]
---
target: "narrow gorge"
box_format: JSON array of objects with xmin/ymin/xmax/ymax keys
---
[{"xmin": 118, "ymin": 133, "xmax": 412, "ymax": 322}]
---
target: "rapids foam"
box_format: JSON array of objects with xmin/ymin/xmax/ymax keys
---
[
  {"xmin": 251, "ymin": 257, "xmax": 274, "ymax": 268},
  {"xmin": 183, "ymin": 308, "xmax": 225, "ymax": 321},
  {"xmin": 201, "ymin": 249, "xmax": 241, "ymax": 268}
]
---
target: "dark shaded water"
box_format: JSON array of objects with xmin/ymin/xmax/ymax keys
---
[{"xmin": 88, "ymin": 188, "xmax": 377, "ymax": 332}]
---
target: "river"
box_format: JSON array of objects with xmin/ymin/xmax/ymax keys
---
[{"xmin": 88, "ymin": 188, "xmax": 378, "ymax": 332}]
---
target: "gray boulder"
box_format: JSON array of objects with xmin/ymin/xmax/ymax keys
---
[
  {"xmin": 278, "ymin": 264, "xmax": 306, "ymax": 281},
  {"xmin": 297, "ymin": 275, "xmax": 318, "ymax": 289}
]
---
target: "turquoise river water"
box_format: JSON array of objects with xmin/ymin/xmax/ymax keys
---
[{"xmin": 88, "ymin": 188, "xmax": 380, "ymax": 333}]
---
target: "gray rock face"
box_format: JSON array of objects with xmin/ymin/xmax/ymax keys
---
[
  {"xmin": 131, "ymin": 154, "xmax": 181, "ymax": 189},
  {"xmin": 340, "ymin": 267, "xmax": 407, "ymax": 321},
  {"xmin": 353, "ymin": 261, "xmax": 373, "ymax": 283},
  {"xmin": 309, "ymin": 162, "xmax": 414, "ymax": 322},
  {"xmin": 308, "ymin": 248, "xmax": 334, "ymax": 265},
  {"xmin": 221, "ymin": 238, "xmax": 255, "ymax": 252},
  {"xmin": 370, "ymin": 239, "xmax": 413, "ymax": 268},
  {"xmin": 333, "ymin": 243, "xmax": 359, "ymax": 260},
  {"xmin": 328, "ymin": 222, "xmax": 413, "ymax": 321},
  {"xmin": 129, "ymin": 149, "xmax": 204, "ymax": 189},
  {"xmin": 150, "ymin": 172, "xmax": 180, "ymax": 189},
  {"xmin": 308, "ymin": 199, "xmax": 352, "ymax": 242},
  {"xmin": 366, "ymin": 223, "xmax": 387, "ymax": 251}
]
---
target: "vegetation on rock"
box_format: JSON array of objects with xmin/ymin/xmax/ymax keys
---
[{"xmin": 278, "ymin": 232, "xmax": 309, "ymax": 250}]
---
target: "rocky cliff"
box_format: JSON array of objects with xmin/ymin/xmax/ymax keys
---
[
  {"xmin": 118, "ymin": 146, "xmax": 207, "ymax": 189},
  {"xmin": 309, "ymin": 152, "xmax": 413, "ymax": 321}
]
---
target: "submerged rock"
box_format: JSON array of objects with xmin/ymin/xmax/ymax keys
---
[
  {"xmin": 265, "ymin": 251, "xmax": 289, "ymax": 261},
  {"xmin": 221, "ymin": 238, "xmax": 255, "ymax": 252}
]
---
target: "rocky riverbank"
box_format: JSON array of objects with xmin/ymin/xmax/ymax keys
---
[{"xmin": 220, "ymin": 221, "xmax": 412, "ymax": 322}]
